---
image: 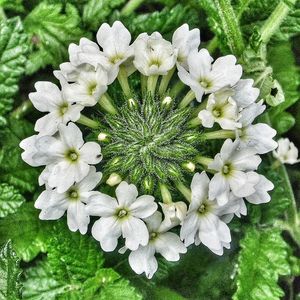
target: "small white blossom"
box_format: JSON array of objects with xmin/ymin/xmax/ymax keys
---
[
  {"xmin": 273, "ymin": 138, "xmax": 299, "ymax": 164},
  {"xmin": 29, "ymin": 82, "xmax": 83, "ymax": 135},
  {"xmin": 125, "ymin": 212, "xmax": 186, "ymax": 279},
  {"xmin": 87, "ymin": 181, "xmax": 157, "ymax": 251},
  {"xmin": 159, "ymin": 201, "xmax": 187, "ymax": 228},
  {"xmin": 35, "ymin": 167, "xmax": 102, "ymax": 234},
  {"xmin": 31, "ymin": 122, "xmax": 102, "ymax": 192},
  {"xmin": 208, "ymin": 139, "xmax": 261, "ymax": 205},
  {"xmin": 198, "ymin": 88, "xmax": 241, "ymax": 130},
  {"xmin": 178, "ymin": 49, "xmax": 242, "ymax": 101},
  {"xmin": 20, "ymin": 135, "xmax": 40, "ymax": 167},
  {"xmin": 172, "ymin": 24, "xmax": 200, "ymax": 69},
  {"xmin": 180, "ymin": 172, "xmax": 231, "ymax": 255},
  {"xmin": 133, "ymin": 32, "xmax": 177, "ymax": 76}
]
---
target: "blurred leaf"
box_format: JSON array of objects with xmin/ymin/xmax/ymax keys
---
[
  {"xmin": 0, "ymin": 0, "xmax": 24, "ymax": 12},
  {"xmin": 83, "ymin": 0, "xmax": 126, "ymax": 31},
  {"xmin": 0, "ymin": 17, "xmax": 28, "ymax": 116},
  {"xmin": 0, "ymin": 241, "xmax": 22, "ymax": 300},
  {"xmin": 0, "ymin": 202, "xmax": 53, "ymax": 261},
  {"xmin": 0, "ymin": 183, "xmax": 25, "ymax": 218},
  {"xmin": 24, "ymin": 2, "xmax": 88, "ymax": 74},
  {"xmin": 234, "ymin": 227, "xmax": 290, "ymax": 300}
]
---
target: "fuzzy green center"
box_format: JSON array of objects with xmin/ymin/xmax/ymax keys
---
[
  {"xmin": 68, "ymin": 189, "xmax": 79, "ymax": 201},
  {"xmin": 198, "ymin": 202, "xmax": 210, "ymax": 215},
  {"xmin": 116, "ymin": 208, "xmax": 129, "ymax": 219},
  {"xmin": 66, "ymin": 149, "xmax": 79, "ymax": 162}
]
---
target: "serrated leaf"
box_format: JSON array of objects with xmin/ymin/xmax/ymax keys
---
[
  {"xmin": 0, "ymin": 17, "xmax": 28, "ymax": 116},
  {"xmin": 0, "ymin": 202, "xmax": 54, "ymax": 261},
  {"xmin": 83, "ymin": 0, "xmax": 126, "ymax": 31},
  {"xmin": 234, "ymin": 227, "xmax": 290, "ymax": 300},
  {"xmin": 0, "ymin": 183, "xmax": 25, "ymax": 218},
  {"xmin": 0, "ymin": 241, "xmax": 22, "ymax": 300},
  {"xmin": 0, "ymin": 0, "xmax": 24, "ymax": 12},
  {"xmin": 24, "ymin": 2, "xmax": 88, "ymax": 74}
]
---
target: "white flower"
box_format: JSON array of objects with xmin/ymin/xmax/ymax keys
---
[
  {"xmin": 198, "ymin": 88, "xmax": 241, "ymax": 130},
  {"xmin": 208, "ymin": 139, "xmax": 261, "ymax": 205},
  {"xmin": 31, "ymin": 122, "xmax": 102, "ymax": 192},
  {"xmin": 126, "ymin": 212, "xmax": 186, "ymax": 279},
  {"xmin": 77, "ymin": 21, "xmax": 133, "ymax": 83},
  {"xmin": 232, "ymin": 79, "xmax": 259, "ymax": 109},
  {"xmin": 245, "ymin": 174, "xmax": 274, "ymax": 204},
  {"xmin": 180, "ymin": 172, "xmax": 231, "ymax": 255},
  {"xmin": 133, "ymin": 32, "xmax": 177, "ymax": 76},
  {"xmin": 87, "ymin": 181, "xmax": 157, "ymax": 251},
  {"xmin": 172, "ymin": 24, "xmax": 200, "ymax": 69},
  {"xmin": 273, "ymin": 138, "xmax": 299, "ymax": 164},
  {"xmin": 159, "ymin": 201, "xmax": 187, "ymax": 228},
  {"xmin": 35, "ymin": 167, "xmax": 102, "ymax": 234},
  {"xmin": 178, "ymin": 49, "xmax": 242, "ymax": 101},
  {"xmin": 20, "ymin": 135, "xmax": 40, "ymax": 167},
  {"xmin": 29, "ymin": 82, "xmax": 83, "ymax": 135},
  {"xmin": 63, "ymin": 64, "xmax": 108, "ymax": 107}
]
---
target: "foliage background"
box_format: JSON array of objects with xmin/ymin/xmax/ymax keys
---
[{"xmin": 0, "ymin": 0, "xmax": 299, "ymax": 299}]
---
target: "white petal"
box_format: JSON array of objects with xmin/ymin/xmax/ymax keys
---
[
  {"xmin": 79, "ymin": 142, "xmax": 102, "ymax": 164},
  {"xmin": 130, "ymin": 195, "xmax": 157, "ymax": 219},
  {"xmin": 115, "ymin": 181, "xmax": 138, "ymax": 207},
  {"xmin": 76, "ymin": 166, "xmax": 102, "ymax": 192},
  {"xmin": 190, "ymin": 172, "xmax": 209, "ymax": 209},
  {"xmin": 67, "ymin": 201, "xmax": 90, "ymax": 234},
  {"xmin": 20, "ymin": 135, "xmax": 41, "ymax": 167},
  {"xmin": 35, "ymin": 112, "xmax": 61, "ymax": 136},
  {"xmin": 233, "ymin": 79, "xmax": 259, "ymax": 108},
  {"xmin": 58, "ymin": 122, "xmax": 84, "ymax": 149},
  {"xmin": 209, "ymin": 173, "xmax": 229, "ymax": 200},
  {"xmin": 86, "ymin": 193, "xmax": 118, "ymax": 217}
]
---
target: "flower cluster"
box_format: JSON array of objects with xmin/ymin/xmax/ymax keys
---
[{"xmin": 20, "ymin": 21, "xmax": 279, "ymax": 279}]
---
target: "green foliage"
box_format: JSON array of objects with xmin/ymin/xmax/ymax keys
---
[
  {"xmin": 0, "ymin": 0, "xmax": 24, "ymax": 12},
  {"xmin": 234, "ymin": 227, "xmax": 291, "ymax": 300},
  {"xmin": 0, "ymin": 17, "xmax": 28, "ymax": 116},
  {"xmin": 0, "ymin": 183, "xmax": 25, "ymax": 218},
  {"xmin": 23, "ymin": 2, "xmax": 87, "ymax": 74},
  {"xmin": 83, "ymin": 0, "xmax": 126, "ymax": 31},
  {"xmin": 0, "ymin": 241, "xmax": 22, "ymax": 300}
]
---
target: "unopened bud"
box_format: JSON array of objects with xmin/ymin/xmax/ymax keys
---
[
  {"xmin": 162, "ymin": 96, "xmax": 172, "ymax": 107},
  {"xmin": 128, "ymin": 98, "xmax": 137, "ymax": 108},
  {"xmin": 98, "ymin": 132, "xmax": 108, "ymax": 141},
  {"xmin": 106, "ymin": 173, "xmax": 122, "ymax": 186},
  {"xmin": 182, "ymin": 161, "xmax": 196, "ymax": 172}
]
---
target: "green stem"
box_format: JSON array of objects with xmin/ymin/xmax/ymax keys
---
[
  {"xmin": 214, "ymin": 0, "xmax": 245, "ymax": 56},
  {"xmin": 260, "ymin": 0, "xmax": 296, "ymax": 44},
  {"xmin": 179, "ymin": 90, "xmax": 195, "ymax": 108},
  {"xmin": 77, "ymin": 115, "xmax": 99, "ymax": 129},
  {"xmin": 160, "ymin": 183, "xmax": 172, "ymax": 204},
  {"xmin": 193, "ymin": 99, "xmax": 208, "ymax": 116},
  {"xmin": 117, "ymin": 67, "xmax": 131, "ymax": 98},
  {"xmin": 188, "ymin": 116, "xmax": 202, "ymax": 127},
  {"xmin": 120, "ymin": 0, "xmax": 144, "ymax": 16},
  {"xmin": 99, "ymin": 93, "xmax": 117, "ymax": 115},
  {"xmin": 158, "ymin": 67, "xmax": 175, "ymax": 96},
  {"xmin": 147, "ymin": 75, "xmax": 159, "ymax": 97},
  {"xmin": 11, "ymin": 100, "xmax": 33, "ymax": 119},
  {"xmin": 170, "ymin": 81, "xmax": 185, "ymax": 98},
  {"xmin": 0, "ymin": 7, "xmax": 6, "ymax": 21},
  {"xmin": 196, "ymin": 156, "xmax": 214, "ymax": 167},
  {"xmin": 141, "ymin": 74, "xmax": 147, "ymax": 97},
  {"xmin": 202, "ymin": 130, "xmax": 235, "ymax": 140},
  {"xmin": 206, "ymin": 37, "xmax": 218, "ymax": 54},
  {"xmin": 176, "ymin": 182, "xmax": 191, "ymax": 202}
]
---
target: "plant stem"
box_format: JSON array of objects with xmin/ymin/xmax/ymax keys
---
[
  {"xmin": 121, "ymin": 0, "xmax": 144, "ymax": 16},
  {"xmin": 260, "ymin": 0, "xmax": 296, "ymax": 44},
  {"xmin": 188, "ymin": 116, "xmax": 201, "ymax": 127},
  {"xmin": 158, "ymin": 67, "xmax": 175, "ymax": 95},
  {"xmin": 206, "ymin": 37, "xmax": 218, "ymax": 54},
  {"xmin": 202, "ymin": 130, "xmax": 235, "ymax": 140},
  {"xmin": 141, "ymin": 74, "xmax": 147, "ymax": 97},
  {"xmin": 117, "ymin": 67, "xmax": 131, "ymax": 98},
  {"xmin": 179, "ymin": 90, "xmax": 195, "ymax": 108},
  {"xmin": 176, "ymin": 182, "xmax": 191, "ymax": 202},
  {"xmin": 193, "ymin": 99, "xmax": 208, "ymax": 116},
  {"xmin": 77, "ymin": 115, "xmax": 99, "ymax": 129},
  {"xmin": 160, "ymin": 183, "xmax": 172, "ymax": 204},
  {"xmin": 196, "ymin": 156, "xmax": 214, "ymax": 167},
  {"xmin": 214, "ymin": 0, "xmax": 245, "ymax": 56},
  {"xmin": 0, "ymin": 7, "xmax": 6, "ymax": 21},
  {"xmin": 147, "ymin": 75, "xmax": 159, "ymax": 97},
  {"xmin": 11, "ymin": 100, "xmax": 33, "ymax": 119},
  {"xmin": 98, "ymin": 93, "xmax": 117, "ymax": 115},
  {"xmin": 170, "ymin": 81, "xmax": 185, "ymax": 98}
]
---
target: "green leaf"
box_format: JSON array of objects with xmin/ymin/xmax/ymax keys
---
[
  {"xmin": 233, "ymin": 227, "xmax": 290, "ymax": 300},
  {"xmin": 24, "ymin": 2, "xmax": 88, "ymax": 74},
  {"xmin": 83, "ymin": 0, "xmax": 126, "ymax": 31},
  {"xmin": 0, "ymin": 0, "xmax": 24, "ymax": 12},
  {"xmin": 0, "ymin": 118, "xmax": 39, "ymax": 193},
  {"xmin": 0, "ymin": 241, "xmax": 22, "ymax": 300},
  {"xmin": 0, "ymin": 17, "xmax": 28, "ymax": 116},
  {"xmin": 0, "ymin": 202, "xmax": 53, "ymax": 261},
  {"xmin": 0, "ymin": 183, "xmax": 25, "ymax": 218}
]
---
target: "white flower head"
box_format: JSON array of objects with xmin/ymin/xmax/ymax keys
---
[
  {"xmin": 31, "ymin": 122, "xmax": 102, "ymax": 192},
  {"xmin": 178, "ymin": 49, "xmax": 242, "ymax": 101},
  {"xmin": 87, "ymin": 181, "xmax": 157, "ymax": 252},
  {"xmin": 208, "ymin": 139, "xmax": 262, "ymax": 205},
  {"xmin": 159, "ymin": 201, "xmax": 187, "ymax": 228},
  {"xmin": 35, "ymin": 167, "xmax": 102, "ymax": 234},
  {"xmin": 20, "ymin": 135, "xmax": 40, "ymax": 167},
  {"xmin": 172, "ymin": 24, "xmax": 200, "ymax": 69},
  {"xmin": 126, "ymin": 211, "xmax": 186, "ymax": 279},
  {"xmin": 29, "ymin": 82, "xmax": 83, "ymax": 136},
  {"xmin": 133, "ymin": 32, "xmax": 177, "ymax": 76},
  {"xmin": 273, "ymin": 138, "xmax": 299, "ymax": 165},
  {"xmin": 180, "ymin": 172, "xmax": 231, "ymax": 255},
  {"xmin": 198, "ymin": 88, "xmax": 241, "ymax": 130}
]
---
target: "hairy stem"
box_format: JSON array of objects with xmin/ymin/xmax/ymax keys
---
[
  {"xmin": 99, "ymin": 93, "xmax": 117, "ymax": 115},
  {"xmin": 158, "ymin": 67, "xmax": 175, "ymax": 96},
  {"xmin": 188, "ymin": 116, "xmax": 202, "ymax": 127},
  {"xmin": 179, "ymin": 90, "xmax": 195, "ymax": 108},
  {"xmin": 117, "ymin": 67, "xmax": 131, "ymax": 98},
  {"xmin": 202, "ymin": 130, "xmax": 235, "ymax": 140},
  {"xmin": 77, "ymin": 115, "xmax": 99, "ymax": 129},
  {"xmin": 196, "ymin": 156, "xmax": 214, "ymax": 167},
  {"xmin": 147, "ymin": 75, "xmax": 159, "ymax": 97},
  {"xmin": 121, "ymin": 0, "xmax": 144, "ymax": 16}
]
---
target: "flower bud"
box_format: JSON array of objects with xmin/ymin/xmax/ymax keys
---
[
  {"xmin": 98, "ymin": 132, "xmax": 108, "ymax": 142},
  {"xmin": 182, "ymin": 161, "xmax": 196, "ymax": 172},
  {"xmin": 162, "ymin": 96, "xmax": 172, "ymax": 108},
  {"xmin": 106, "ymin": 173, "xmax": 122, "ymax": 186},
  {"xmin": 160, "ymin": 201, "xmax": 187, "ymax": 228}
]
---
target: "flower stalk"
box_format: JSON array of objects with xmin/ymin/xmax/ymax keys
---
[
  {"xmin": 176, "ymin": 182, "xmax": 191, "ymax": 202},
  {"xmin": 117, "ymin": 67, "xmax": 132, "ymax": 98},
  {"xmin": 11, "ymin": 100, "xmax": 33, "ymax": 119},
  {"xmin": 147, "ymin": 75, "xmax": 159, "ymax": 97},
  {"xmin": 160, "ymin": 183, "xmax": 172, "ymax": 204},
  {"xmin": 158, "ymin": 67, "xmax": 175, "ymax": 95},
  {"xmin": 202, "ymin": 130, "xmax": 235, "ymax": 140},
  {"xmin": 77, "ymin": 115, "xmax": 99, "ymax": 129},
  {"xmin": 99, "ymin": 93, "xmax": 117, "ymax": 115},
  {"xmin": 179, "ymin": 90, "xmax": 195, "ymax": 108}
]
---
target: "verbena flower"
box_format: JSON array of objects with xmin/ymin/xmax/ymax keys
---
[
  {"xmin": 273, "ymin": 138, "xmax": 300, "ymax": 164},
  {"xmin": 20, "ymin": 21, "xmax": 277, "ymax": 278}
]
